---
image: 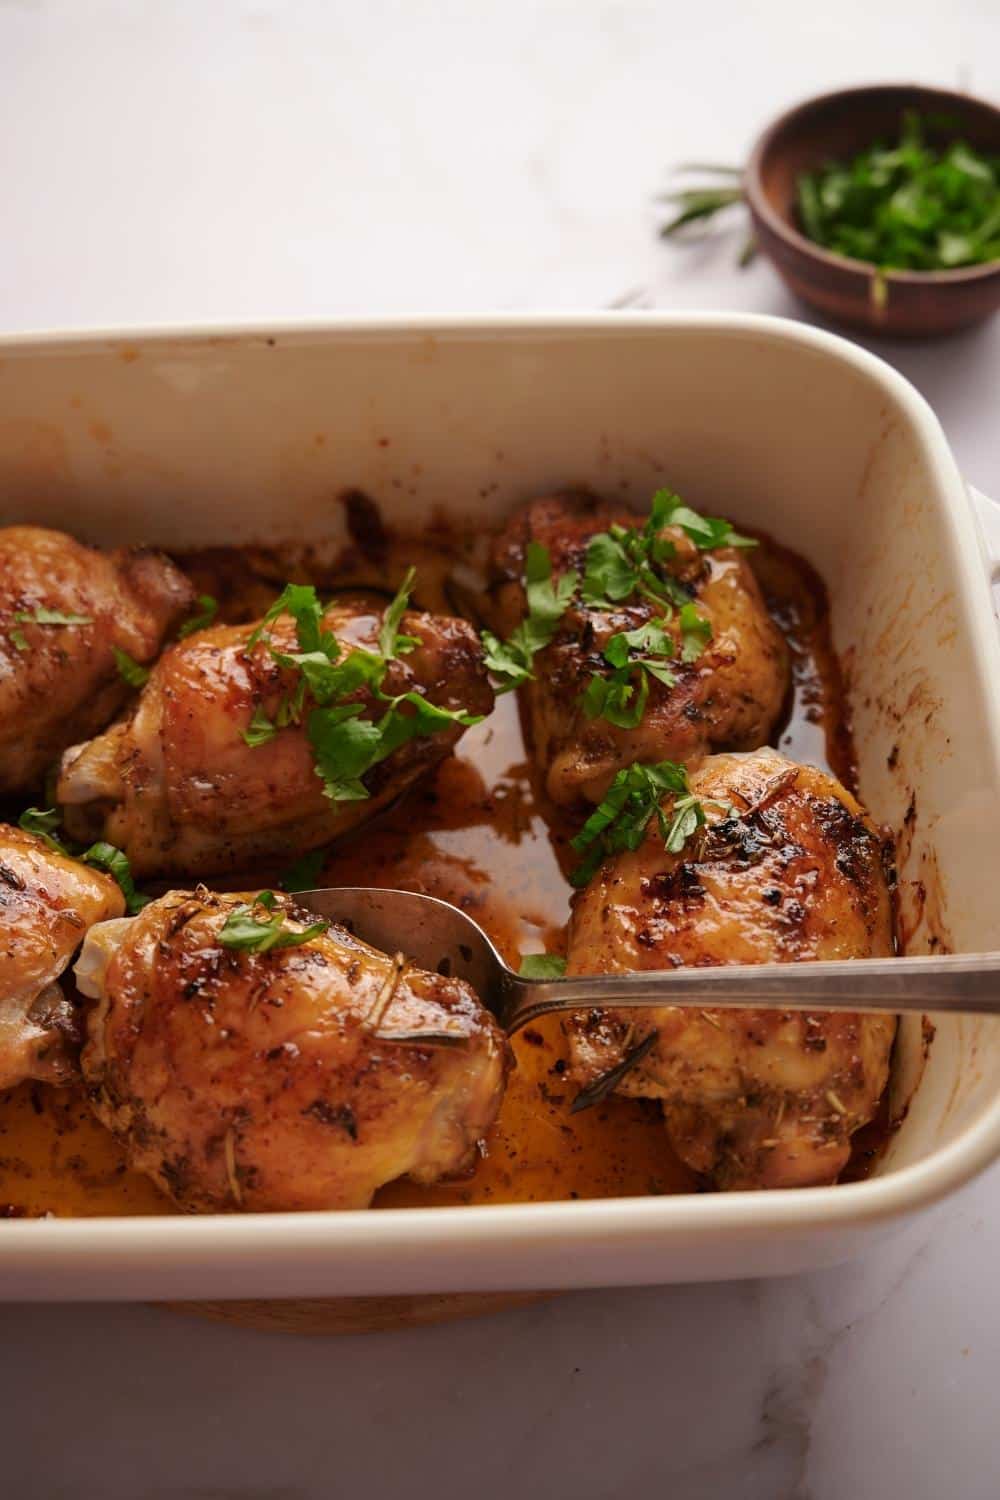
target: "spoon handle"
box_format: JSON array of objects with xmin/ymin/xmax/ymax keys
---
[{"xmin": 503, "ymin": 952, "xmax": 1000, "ymax": 1033}]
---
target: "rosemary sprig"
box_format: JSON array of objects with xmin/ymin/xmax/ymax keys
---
[
  {"xmin": 659, "ymin": 184, "xmax": 743, "ymax": 237},
  {"xmin": 657, "ymin": 165, "xmax": 754, "ymax": 266},
  {"xmin": 570, "ymin": 1031, "xmax": 659, "ymax": 1114}
]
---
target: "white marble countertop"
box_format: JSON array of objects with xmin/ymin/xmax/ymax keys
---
[{"xmin": 1, "ymin": 3, "xmax": 999, "ymax": 1496}]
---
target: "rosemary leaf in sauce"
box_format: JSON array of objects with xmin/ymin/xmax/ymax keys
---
[{"xmin": 569, "ymin": 1030, "xmax": 659, "ymax": 1114}]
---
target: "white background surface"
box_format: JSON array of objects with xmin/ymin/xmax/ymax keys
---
[{"xmin": 2, "ymin": 3, "xmax": 999, "ymax": 1497}]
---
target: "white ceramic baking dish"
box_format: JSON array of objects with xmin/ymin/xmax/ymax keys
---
[{"xmin": 0, "ymin": 312, "xmax": 998, "ymax": 1302}]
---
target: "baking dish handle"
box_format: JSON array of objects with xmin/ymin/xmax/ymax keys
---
[{"xmin": 969, "ymin": 485, "xmax": 1000, "ymax": 607}]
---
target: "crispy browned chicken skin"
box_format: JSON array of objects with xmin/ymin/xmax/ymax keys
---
[
  {"xmin": 0, "ymin": 525, "xmax": 194, "ymax": 795},
  {"xmin": 490, "ymin": 494, "xmax": 789, "ymax": 806},
  {"xmin": 57, "ymin": 599, "xmax": 492, "ymax": 878},
  {"xmin": 565, "ymin": 749, "xmax": 896, "ymax": 1190},
  {"xmin": 74, "ymin": 888, "xmax": 510, "ymax": 1212},
  {"xmin": 0, "ymin": 824, "xmax": 125, "ymax": 1091}
]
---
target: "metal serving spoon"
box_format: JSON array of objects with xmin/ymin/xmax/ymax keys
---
[{"xmin": 297, "ymin": 887, "xmax": 1000, "ymax": 1035}]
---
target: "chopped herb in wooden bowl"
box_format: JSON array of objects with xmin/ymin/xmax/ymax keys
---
[{"xmin": 796, "ymin": 112, "xmax": 1000, "ymax": 271}]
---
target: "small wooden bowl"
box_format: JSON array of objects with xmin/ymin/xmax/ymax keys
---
[{"xmin": 745, "ymin": 83, "xmax": 1000, "ymax": 337}]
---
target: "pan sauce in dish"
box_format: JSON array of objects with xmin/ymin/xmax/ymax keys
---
[{"xmin": 0, "ymin": 512, "xmax": 892, "ymax": 1217}]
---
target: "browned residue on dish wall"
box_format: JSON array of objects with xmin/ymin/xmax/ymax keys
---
[
  {"xmin": 750, "ymin": 534, "xmax": 858, "ymax": 793},
  {"xmin": 0, "ymin": 510, "xmax": 888, "ymax": 1216},
  {"xmin": 897, "ymin": 843, "xmax": 953, "ymax": 955}
]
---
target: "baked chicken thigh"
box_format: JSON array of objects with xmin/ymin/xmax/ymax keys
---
[
  {"xmin": 75, "ymin": 888, "xmax": 510, "ymax": 1212},
  {"xmin": 57, "ymin": 596, "xmax": 492, "ymax": 878},
  {"xmin": 0, "ymin": 525, "xmax": 194, "ymax": 795},
  {"xmin": 0, "ymin": 823, "xmax": 124, "ymax": 1091},
  {"xmin": 490, "ymin": 494, "xmax": 789, "ymax": 806},
  {"xmin": 565, "ymin": 748, "xmax": 895, "ymax": 1190}
]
